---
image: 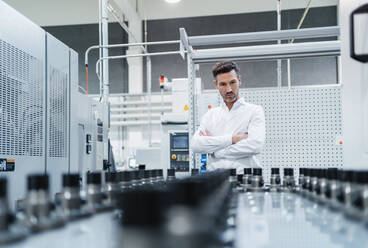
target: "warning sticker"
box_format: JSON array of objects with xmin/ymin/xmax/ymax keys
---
[{"xmin": 0, "ymin": 158, "xmax": 15, "ymax": 172}]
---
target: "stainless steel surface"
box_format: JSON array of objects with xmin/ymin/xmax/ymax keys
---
[{"xmin": 236, "ymin": 192, "xmax": 368, "ymax": 248}]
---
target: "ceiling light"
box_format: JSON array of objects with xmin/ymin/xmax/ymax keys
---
[{"xmin": 165, "ymin": 0, "xmax": 182, "ymax": 3}]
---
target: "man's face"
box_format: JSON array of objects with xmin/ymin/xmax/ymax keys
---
[{"xmin": 214, "ymin": 70, "xmax": 242, "ymax": 103}]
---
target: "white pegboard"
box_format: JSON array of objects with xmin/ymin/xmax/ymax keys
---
[{"xmin": 195, "ymin": 85, "xmax": 343, "ymax": 182}]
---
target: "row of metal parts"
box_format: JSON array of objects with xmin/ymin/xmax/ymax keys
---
[
  {"xmin": 232, "ymin": 167, "xmax": 368, "ymax": 221},
  {"xmin": 0, "ymin": 168, "xmax": 173, "ymax": 245},
  {"xmin": 228, "ymin": 167, "xmax": 298, "ymax": 191}
]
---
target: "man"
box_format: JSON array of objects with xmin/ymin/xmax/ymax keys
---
[{"xmin": 191, "ymin": 61, "xmax": 265, "ymax": 173}]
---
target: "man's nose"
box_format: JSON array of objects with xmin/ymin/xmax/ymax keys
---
[{"xmin": 226, "ymin": 85, "xmax": 232, "ymax": 92}]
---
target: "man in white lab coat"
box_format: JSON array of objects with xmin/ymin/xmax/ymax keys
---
[{"xmin": 191, "ymin": 61, "xmax": 266, "ymax": 173}]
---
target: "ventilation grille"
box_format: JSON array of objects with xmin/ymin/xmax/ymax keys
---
[
  {"xmin": 48, "ymin": 66, "xmax": 68, "ymax": 158},
  {"xmin": 0, "ymin": 39, "xmax": 44, "ymax": 156}
]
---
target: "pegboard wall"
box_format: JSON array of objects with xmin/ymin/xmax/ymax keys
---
[{"xmin": 195, "ymin": 85, "xmax": 343, "ymax": 182}]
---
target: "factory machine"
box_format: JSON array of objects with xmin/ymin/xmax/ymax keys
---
[
  {"xmin": 160, "ymin": 78, "xmax": 201, "ymax": 177},
  {"xmin": 0, "ymin": 1, "xmax": 108, "ymax": 210},
  {"xmin": 0, "ymin": 0, "xmax": 368, "ymax": 247}
]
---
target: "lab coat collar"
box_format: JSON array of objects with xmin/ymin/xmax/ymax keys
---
[{"xmin": 221, "ymin": 97, "xmax": 246, "ymax": 112}]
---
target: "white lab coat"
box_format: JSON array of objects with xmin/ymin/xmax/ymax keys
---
[{"xmin": 191, "ymin": 97, "xmax": 265, "ymax": 173}]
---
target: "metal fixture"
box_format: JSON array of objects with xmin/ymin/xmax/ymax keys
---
[
  {"xmin": 24, "ymin": 174, "xmax": 64, "ymax": 232},
  {"xmin": 0, "ymin": 178, "xmax": 27, "ymax": 244},
  {"xmin": 86, "ymin": 172, "xmax": 109, "ymax": 212},
  {"xmin": 283, "ymin": 168, "xmax": 295, "ymax": 191},
  {"xmin": 229, "ymin": 169, "xmax": 237, "ymax": 188},
  {"xmin": 270, "ymin": 168, "xmax": 281, "ymax": 191},
  {"xmin": 60, "ymin": 174, "xmax": 91, "ymax": 220},
  {"xmin": 242, "ymin": 168, "xmax": 252, "ymax": 190},
  {"xmin": 248, "ymin": 168, "xmax": 264, "ymax": 192}
]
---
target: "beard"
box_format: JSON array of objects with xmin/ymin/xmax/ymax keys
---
[{"xmin": 222, "ymin": 92, "xmax": 238, "ymax": 103}]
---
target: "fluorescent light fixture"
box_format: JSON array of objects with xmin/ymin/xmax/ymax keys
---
[{"xmin": 165, "ymin": 0, "xmax": 182, "ymax": 3}]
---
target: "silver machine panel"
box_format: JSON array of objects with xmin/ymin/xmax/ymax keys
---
[
  {"xmin": 45, "ymin": 33, "xmax": 70, "ymax": 197},
  {"xmin": 196, "ymin": 86, "xmax": 343, "ymax": 182},
  {"xmin": 0, "ymin": 1, "xmax": 102, "ymax": 208},
  {"xmin": 0, "ymin": 1, "xmax": 47, "ymax": 207}
]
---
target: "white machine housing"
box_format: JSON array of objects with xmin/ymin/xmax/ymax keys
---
[
  {"xmin": 0, "ymin": 1, "xmax": 108, "ymax": 208},
  {"xmin": 160, "ymin": 78, "xmax": 201, "ymax": 177},
  {"xmin": 340, "ymin": 0, "xmax": 368, "ymax": 169}
]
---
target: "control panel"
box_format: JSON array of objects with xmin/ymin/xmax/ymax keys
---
[{"xmin": 169, "ymin": 132, "xmax": 189, "ymax": 172}]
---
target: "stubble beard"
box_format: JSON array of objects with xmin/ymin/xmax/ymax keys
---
[{"xmin": 222, "ymin": 92, "xmax": 238, "ymax": 103}]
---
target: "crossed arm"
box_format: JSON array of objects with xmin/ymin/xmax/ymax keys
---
[{"xmin": 191, "ymin": 106, "xmax": 265, "ymax": 159}]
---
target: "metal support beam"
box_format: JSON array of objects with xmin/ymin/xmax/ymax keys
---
[
  {"xmin": 180, "ymin": 27, "xmax": 192, "ymax": 58},
  {"xmin": 188, "ymin": 26, "xmax": 340, "ymax": 46},
  {"xmin": 191, "ymin": 40, "xmax": 340, "ymax": 62},
  {"xmin": 187, "ymin": 56, "xmax": 196, "ymax": 169}
]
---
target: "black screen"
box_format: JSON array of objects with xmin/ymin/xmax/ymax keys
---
[{"xmin": 172, "ymin": 135, "xmax": 188, "ymax": 149}]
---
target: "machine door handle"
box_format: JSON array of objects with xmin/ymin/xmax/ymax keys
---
[{"xmin": 350, "ymin": 3, "xmax": 368, "ymax": 63}]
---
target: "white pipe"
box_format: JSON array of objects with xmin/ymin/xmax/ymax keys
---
[
  {"xmin": 277, "ymin": 0, "xmax": 282, "ymax": 88},
  {"xmin": 98, "ymin": 0, "xmax": 103, "ymax": 99},
  {"xmin": 96, "ymin": 51, "xmax": 183, "ymax": 78},
  {"xmin": 287, "ymin": 59, "xmax": 291, "ymax": 89},
  {"xmin": 102, "ymin": 0, "xmax": 109, "ymax": 104},
  {"xmin": 85, "ymin": 41, "xmax": 180, "ymax": 65},
  {"xmin": 145, "ymin": 18, "xmax": 153, "ymax": 147}
]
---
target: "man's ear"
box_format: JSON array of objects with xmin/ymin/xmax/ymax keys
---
[
  {"xmin": 238, "ymin": 75, "xmax": 242, "ymax": 87},
  {"xmin": 213, "ymin": 80, "xmax": 218, "ymax": 89}
]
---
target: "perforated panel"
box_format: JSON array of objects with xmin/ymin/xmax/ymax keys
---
[
  {"xmin": 0, "ymin": 39, "xmax": 44, "ymax": 157},
  {"xmin": 196, "ymin": 86, "xmax": 343, "ymax": 181},
  {"xmin": 48, "ymin": 66, "xmax": 68, "ymax": 158}
]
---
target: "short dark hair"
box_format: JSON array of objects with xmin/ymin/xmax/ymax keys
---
[{"xmin": 212, "ymin": 61, "xmax": 240, "ymax": 79}]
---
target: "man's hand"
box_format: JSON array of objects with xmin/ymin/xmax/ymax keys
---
[
  {"xmin": 199, "ymin": 130, "xmax": 211, "ymax": 136},
  {"xmin": 232, "ymin": 133, "xmax": 248, "ymax": 144}
]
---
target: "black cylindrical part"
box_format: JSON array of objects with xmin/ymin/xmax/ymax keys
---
[
  {"xmin": 0, "ymin": 178, "xmax": 7, "ymax": 197},
  {"xmin": 327, "ymin": 168, "xmax": 338, "ymax": 180},
  {"xmin": 253, "ymin": 168, "xmax": 262, "ymax": 176},
  {"xmin": 167, "ymin": 169, "xmax": 175, "ymax": 177},
  {"xmin": 63, "ymin": 174, "xmax": 80, "ymax": 187},
  {"xmin": 191, "ymin": 169, "xmax": 199, "ymax": 176},
  {"xmin": 284, "ymin": 168, "xmax": 294, "ymax": 176},
  {"xmin": 144, "ymin": 170, "xmax": 151, "ymax": 179},
  {"xmin": 118, "ymin": 171, "xmax": 131, "ymax": 182},
  {"xmin": 105, "ymin": 172, "xmax": 118, "ymax": 183},
  {"xmin": 244, "ymin": 168, "xmax": 252, "ymax": 175},
  {"xmin": 353, "ymin": 171, "xmax": 368, "ymax": 184},
  {"xmin": 271, "ymin": 168, "xmax": 280, "ymax": 175},
  {"xmin": 28, "ymin": 174, "xmax": 49, "ymax": 190},
  {"xmin": 86, "ymin": 171, "xmax": 101, "ymax": 185}
]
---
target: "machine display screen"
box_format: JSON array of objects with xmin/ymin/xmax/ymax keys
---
[{"xmin": 172, "ymin": 135, "xmax": 189, "ymax": 149}]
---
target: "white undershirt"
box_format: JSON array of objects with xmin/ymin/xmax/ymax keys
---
[{"xmin": 191, "ymin": 97, "xmax": 266, "ymax": 173}]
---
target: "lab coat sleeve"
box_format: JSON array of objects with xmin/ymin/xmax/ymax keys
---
[
  {"xmin": 190, "ymin": 112, "xmax": 233, "ymax": 154},
  {"xmin": 214, "ymin": 106, "xmax": 265, "ymax": 159}
]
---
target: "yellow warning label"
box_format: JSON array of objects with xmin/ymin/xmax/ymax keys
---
[{"xmin": 184, "ymin": 105, "xmax": 189, "ymax": 111}]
